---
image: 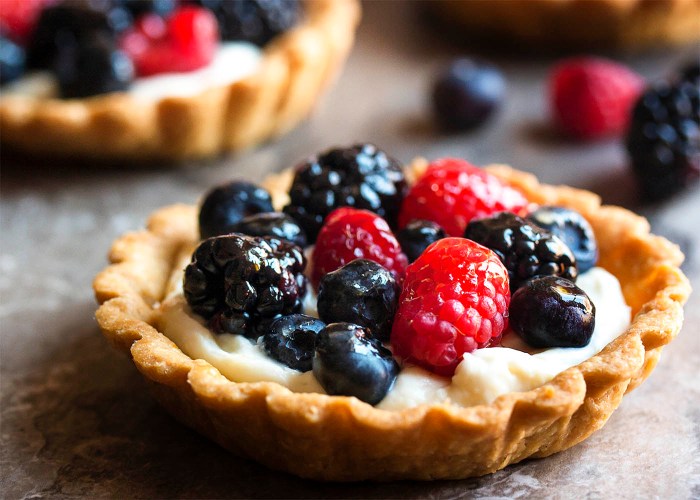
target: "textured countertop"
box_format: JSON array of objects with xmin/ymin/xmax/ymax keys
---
[{"xmin": 1, "ymin": 2, "xmax": 698, "ymax": 498}]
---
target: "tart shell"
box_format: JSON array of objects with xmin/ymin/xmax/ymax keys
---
[
  {"xmin": 0, "ymin": 0, "xmax": 360, "ymax": 162},
  {"xmin": 93, "ymin": 163, "xmax": 690, "ymax": 481}
]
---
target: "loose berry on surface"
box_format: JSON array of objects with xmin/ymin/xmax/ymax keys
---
[
  {"xmin": 232, "ymin": 212, "xmax": 307, "ymax": 248},
  {"xmin": 317, "ymin": 259, "xmax": 399, "ymax": 342},
  {"xmin": 549, "ymin": 57, "xmax": 644, "ymax": 140},
  {"xmin": 198, "ymin": 181, "xmax": 274, "ymax": 239},
  {"xmin": 509, "ymin": 276, "xmax": 595, "ymax": 348},
  {"xmin": 396, "ymin": 220, "xmax": 447, "ymax": 263},
  {"xmin": 398, "ymin": 158, "xmax": 529, "ymax": 237},
  {"xmin": 311, "ymin": 207, "xmax": 408, "ymax": 289},
  {"xmin": 390, "ymin": 238, "xmax": 510, "ymax": 377},
  {"xmin": 313, "ymin": 323, "xmax": 399, "ymax": 405},
  {"xmin": 263, "ymin": 314, "xmax": 325, "ymax": 372}
]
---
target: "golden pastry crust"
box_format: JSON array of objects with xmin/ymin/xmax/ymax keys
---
[
  {"xmin": 93, "ymin": 163, "xmax": 690, "ymax": 481},
  {"xmin": 430, "ymin": 0, "xmax": 700, "ymax": 50},
  {"xmin": 0, "ymin": 0, "xmax": 360, "ymax": 162}
]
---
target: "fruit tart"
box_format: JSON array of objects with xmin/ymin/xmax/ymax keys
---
[
  {"xmin": 94, "ymin": 144, "xmax": 690, "ymax": 480},
  {"xmin": 0, "ymin": 0, "xmax": 360, "ymax": 161}
]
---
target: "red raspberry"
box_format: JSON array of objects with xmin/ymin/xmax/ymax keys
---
[
  {"xmin": 0, "ymin": 0, "xmax": 49, "ymax": 43},
  {"xmin": 550, "ymin": 57, "xmax": 644, "ymax": 140},
  {"xmin": 311, "ymin": 207, "xmax": 408, "ymax": 289},
  {"xmin": 399, "ymin": 158, "xmax": 529, "ymax": 237},
  {"xmin": 390, "ymin": 237, "xmax": 510, "ymax": 377}
]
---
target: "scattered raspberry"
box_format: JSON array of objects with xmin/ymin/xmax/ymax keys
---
[
  {"xmin": 398, "ymin": 158, "xmax": 529, "ymax": 237},
  {"xmin": 390, "ymin": 238, "xmax": 510, "ymax": 377},
  {"xmin": 0, "ymin": 0, "xmax": 48, "ymax": 43},
  {"xmin": 311, "ymin": 207, "xmax": 408, "ymax": 289},
  {"xmin": 550, "ymin": 57, "xmax": 644, "ymax": 140}
]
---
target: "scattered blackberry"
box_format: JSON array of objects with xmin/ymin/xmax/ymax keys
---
[
  {"xmin": 199, "ymin": 181, "xmax": 274, "ymax": 239},
  {"xmin": 232, "ymin": 212, "xmax": 307, "ymax": 248},
  {"xmin": 283, "ymin": 144, "xmax": 407, "ymax": 242},
  {"xmin": 464, "ymin": 212, "xmax": 577, "ymax": 291},
  {"xmin": 510, "ymin": 276, "xmax": 595, "ymax": 348},
  {"xmin": 317, "ymin": 259, "xmax": 399, "ymax": 342},
  {"xmin": 263, "ymin": 314, "xmax": 325, "ymax": 372},
  {"xmin": 0, "ymin": 34, "xmax": 25, "ymax": 85},
  {"xmin": 183, "ymin": 233, "xmax": 307, "ymax": 339},
  {"xmin": 313, "ymin": 323, "xmax": 399, "ymax": 405},
  {"xmin": 396, "ymin": 220, "xmax": 447, "ymax": 263}
]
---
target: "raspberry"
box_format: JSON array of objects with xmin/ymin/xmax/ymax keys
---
[
  {"xmin": 0, "ymin": 0, "xmax": 47, "ymax": 43},
  {"xmin": 550, "ymin": 57, "xmax": 644, "ymax": 140},
  {"xmin": 311, "ymin": 207, "xmax": 408, "ymax": 289},
  {"xmin": 398, "ymin": 158, "xmax": 529, "ymax": 237},
  {"xmin": 390, "ymin": 238, "xmax": 510, "ymax": 377}
]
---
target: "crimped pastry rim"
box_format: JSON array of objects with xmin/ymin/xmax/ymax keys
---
[
  {"xmin": 0, "ymin": 0, "xmax": 360, "ymax": 161},
  {"xmin": 93, "ymin": 163, "xmax": 691, "ymax": 481}
]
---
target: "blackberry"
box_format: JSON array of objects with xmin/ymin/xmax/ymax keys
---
[
  {"xmin": 396, "ymin": 220, "xmax": 447, "ymax": 263},
  {"xmin": 183, "ymin": 234, "xmax": 307, "ymax": 339},
  {"xmin": 0, "ymin": 35, "xmax": 25, "ymax": 85},
  {"xmin": 625, "ymin": 76, "xmax": 699, "ymax": 201},
  {"xmin": 263, "ymin": 314, "xmax": 325, "ymax": 372},
  {"xmin": 199, "ymin": 181, "xmax": 274, "ymax": 240},
  {"xmin": 464, "ymin": 212, "xmax": 577, "ymax": 291},
  {"xmin": 232, "ymin": 212, "xmax": 307, "ymax": 248},
  {"xmin": 283, "ymin": 144, "xmax": 408, "ymax": 242}
]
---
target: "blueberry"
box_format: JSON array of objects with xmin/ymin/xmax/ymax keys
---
[
  {"xmin": 313, "ymin": 323, "xmax": 399, "ymax": 405},
  {"xmin": 0, "ymin": 35, "xmax": 25, "ymax": 85},
  {"xmin": 396, "ymin": 220, "xmax": 447, "ymax": 263},
  {"xmin": 509, "ymin": 276, "xmax": 596, "ymax": 348},
  {"xmin": 233, "ymin": 212, "xmax": 307, "ymax": 248},
  {"xmin": 527, "ymin": 206, "xmax": 598, "ymax": 273},
  {"xmin": 120, "ymin": 0, "xmax": 177, "ymax": 18},
  {"xmin": 263, "ymin": 314, "xmax": 325, "ymax": 371},
  {"xmin": 432, "ymin": 58, "xmax": 506, "ymax": 131},
  {"xmin": 199, "ymin": 181, "xmax": 275, "ymax": 239}
]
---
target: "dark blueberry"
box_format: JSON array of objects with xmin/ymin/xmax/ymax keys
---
[
  {"xmin": 396, "ymin": 220, "xmax": 447, "ymax": 263},
  {"xmin": 199, "ymin": 181, "xmax": 275, "ymax": 239},
  {"xmin": 432, "ymin": 58, "xmax": 506, "ymax": 131},
  {"xmin": 317, "ymin": 259, "xmax": 398, "ymax": 342},
  {"xmin": 121, "ymin": 0, "xmax": 176, "ymax": 18},
  {"xmin": 283, "ymin": 144, "xmax": 407, "ymax": 241},
  {"xmin": 232, "ymin": 212, "xmax": 307, "ymax": 248},
  {"xmin": 527, "ymin": 206, "xmax": 598, "ymax": 273},
  {"xmin": 263, "ymin": 314, "xmax": 325, "ymax": 371},
  {"xmin": 679, "ymin": 61, "xmax": 699, "ymax": 84},
  {"xmin": 464, "ymin": 211, "xmax": 578, "ymax": 291},
  {"xmin": 509, "ymin": 276, "xmax": 595, "ymax": 348},
  {"xmin": 313, "ymin": 323, "xmax": 399, "ymax": 405},
  {"xmin": 0, "ymin": 35, "xmax": 25, "ymax": 85}
]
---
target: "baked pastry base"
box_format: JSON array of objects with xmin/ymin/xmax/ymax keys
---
[
  {"xmin": 93, "ymin": 163, "xmax": 690, "ymax": 481},
  {"xmin": 0, "ymin": 0, "xmax": 360, "ymax": 162}
]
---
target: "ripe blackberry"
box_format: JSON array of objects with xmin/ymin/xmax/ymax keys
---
[
  {"xmin": 232, "ymin": 212, "xmax": 307, "ymax": 248},
  {"xmin": 464, "ymin": 212, "xmax": 577, "ymax": 291},
  {"xmin": 183, "ymin": 234, "xmax": 307, "ymax": 339},
  {"xmin": 396, "ymin": 220, "xmax": 447, "ymax": 263},
  {"xmin": 283, "ymin": 144, "xmax": 408, "ymax": 242},
  {"xmin": 625, "ymin": 77, "xmax": 699, "ymax": 200},
  {"xmin": 263, "ymin": 314, "xmax": 325, "ymax": 372}
]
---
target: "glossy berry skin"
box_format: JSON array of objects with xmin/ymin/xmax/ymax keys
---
[
  {"xmin": 432, "ymin": 58, "xmax": 506, "ymax": 131},
  {"xmin": 527, "ymin": 206, "xmax": 598, "ymax": 273},
  {"xmin": 0, "ymin": 0, "xmax": 48, "ymax": 44},
  {"xmin": 550, "ymin": 57, "xmax": 644, "ymax": 140},
  {"xmin": 399, "ymin": 158, "xmax": 529, "ymax": 237},
  {"xmin": 391, "ymin": 238, "xmax": 510, "ymax": 377},
  {"xmin": 183, "ymin": 233, "xmax": 306, "ymax": 339},
  {"xmin": 313, "ymin": 323, "xmax": 399, "ymax": 405},
  {"xmin": 311, "ymin": 207, "xmax": 408, "ymax": 290},
  {"xmin": 465, "ymin": 212, "xmax": 578, "ymax": 292},
  {"xmin": 396, "ymin": 220, "xmax": 447, "ymax": 263},
  {"xmin": 510, "ymin": 276, "xmax": 595, "ymax": 348},
  {"xmin": 0, "ymin": 35, "xmax": 25, "ymax": 85},
  {"xmin": 232, "ymin": 212, "xmax": 307, "ymax": 248},
  {"xmin": 263, "ymin": 314, "xmax": 325, "ymax": 372},
  {"xmin": 199, "ymin": 181, "xmax": 274, "ymax": 239},
  {"xmin": 283, "ymin": 144, "xmax": 407, "ymax": 242},
  {"xmin": 317, "ymin": 259, "xmax": 398, "ymax": 342}
]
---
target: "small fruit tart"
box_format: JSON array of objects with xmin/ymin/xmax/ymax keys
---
[
  {"xmin": 0, "ymin": 0, "xmax": 360, "ymax": 161},
  {"xmin": 94, "ymin": 145, "xmax": 690, "ymax": 480}
]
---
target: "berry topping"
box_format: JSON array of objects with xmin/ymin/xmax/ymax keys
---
[
  {"xmin": 313, "ymin": 323, "xmax": 399, "ymax": 405},
  {"xmin": 527, "ymin": 206, "xmax": 598, "ymax": 273},
  {"xmin": 390, "ymin": 238, "xmax": 510, "ymax": 377},
  {"xmin": 396, "ymin": 220, "xmax": 447, "ymax": 263},
  {"xmin": 0, "ymin": 0, "xmax": 47, "ymax": 43},
  {"xmin": 232, "ymin": 212, "xmax": 307, "ymax": 248},
  {"xmin": 432, "ymin": 58, "xmax": 505, "ymax": 131},
  {"xmin": 311, "ymin": 207, "xmax": 408, "ymax": 289},
  {"xmin": 549, "ymin": 57, "xmax": 644, "ymax": 140},
  {"xmin": 263, "ymin": 314, "xmax": 325, "ymax": 372},
  {"xmin": 122, "ymin": 0, "xmax": 177, "ymax": 19},
  {"xmin": 509, "ymin": 276, "xmax": 595, "ymax": 348},
  {"xmin": 399, "ymin": 158, "xmax": 529, "ymax": 237},
  {"xmin": 464, "ymin": 212, "xmax": 578, "ymax": 291},
  {"xmin": 317, "ymin": 259, "xmax": 399, "ymax": 342},
  {"xmin": 183, "ymin": 233, "xmax": 306, "ymax": 339},
  {"xmin": 0, "ymin": 34, "xmax": 25, "ymax": 85},
  {"xmin": 283, "ymin": 144, "xmax": 407, "ymax": 242},
  {"xmin": 198, "ymin": 181, "xmax": 274, "ymax": 240}
]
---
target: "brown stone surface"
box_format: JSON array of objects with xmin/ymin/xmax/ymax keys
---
[{"xmin": 1, "ymin": 2, "xmax": 698, "ymax": 498}]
